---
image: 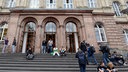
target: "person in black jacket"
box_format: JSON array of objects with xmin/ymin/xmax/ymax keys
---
[
  {"xmin": 26, "ymin": 47, "xmax": 34, "ymax": 60},
  {"xmin": 12, "ymin": 37, "xmax": 16, "ymax": 53},
  {"xmin": 42, "ymin": 40, "xmax": 47, "ymax": 53},
  {"xmin": 76, "ymin": 48, "xmax": 87, "ymax": 72},
  {"xmin": 80, "ymin": 41, "xmax": 87, "ymax": 53},
  {"xmin": 99, "ymin": 43, "xmax": 110, "ymax": 66},
  {"xmin": 97, "ymin": 61, "xmax": 107, "ymax": 72}
]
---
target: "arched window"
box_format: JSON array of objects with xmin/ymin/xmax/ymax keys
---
[
  {"xmin": 25, "ymin": 22, "xmax": 36, "ymax": 31},
  {"xmin": 88, "ymin": 0, "xmax": 96, "ymax": 8},
  {"xmin": 123, "ymin": 30, "xmax": 128, "ymax": 44},
  {"xmin": 45, "ymin": 22, "xmax": 56, "ymax": 32},
  {"xmin": 0, "ymin": 22, "xmax": 8, "ymax": 41},
  {"xmin": 95, "ymin": 23, "xmax": 107, "ymax": 42},
  {"xmin": 63, "ymin": 0, "xmax": 73, "ymax": 9},
  {"xmin": 46, "ymin": 0, "xmax": 56, "ymax": 8},
  {"xmin": 29, "ymin": 0, "xmax": 39, "ymax": 8},
  {"xmin": 5, "ymin": 0, "xmax": 16, "ymax": 8},
  {"xmin": 112, "ymin": 1, "xmax": 122, "ymax": 16},
  {"xmin": 66, "ymin": 22, "xmax": 77, "ymax": 32}
]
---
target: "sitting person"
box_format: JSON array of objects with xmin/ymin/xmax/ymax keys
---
[
  {"xmin": 60, "ymin": 46, "xmax": 66, "ymax": 56},
  {"xmin": 106, "ymin": 62, "xmax": 118, "ymax": 72},
  {"xmin": 97, "ymin": 61, "xmax": 107, "ymax": 72},
  {"xmin": 26, "ymin": 47, "xmax": 34, "ymax": 60},
  {"xmin": 52, "ymin": 46, "xmax": 60, "ymax": 57}
]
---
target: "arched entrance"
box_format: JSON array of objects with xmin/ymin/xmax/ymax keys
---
[
  {"xmin": 22, "ymin": 22, "xmax": 36, "ymax": 53},
  {"xmin": 66, "ymin": 22, "xmax": 79, "ymax": 53},
  {"xmin": 45, "ymin": 22, "xmax": 56, "ymax": 49}
]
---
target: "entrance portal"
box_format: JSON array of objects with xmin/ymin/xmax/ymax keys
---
[
  {"xmin": 66, "ymin": 22, "xmax": 79, "ymax": 53},
  {"xmin": 22, "ymin": 22, "xmax": 36, "ymax": 53},
  {"xmin": 46, "ymin": 34, "xmax": 55, "ymax": 47}
]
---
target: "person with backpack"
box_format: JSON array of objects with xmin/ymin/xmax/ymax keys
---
[
  {"xmin": 76, "ymin": 48, "xmax": 86, "ymax": 72},
  {"xmin": 26, "ymin": 47, "xmax": 34, "ymax": 60},
  {"xmin": 87, "ymin": 44, "xmax": 98, "ymax": 65},
  {"xmin": 99, "ymin": 43, "xmax": 110, "ymax": 66}
]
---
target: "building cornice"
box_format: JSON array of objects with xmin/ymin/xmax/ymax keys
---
[{"xmin": 9, "ymin": 8, "xmax": 93, "ymax": 13}]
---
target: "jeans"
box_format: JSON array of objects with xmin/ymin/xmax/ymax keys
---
[
  {"xmin": 87, "ymin": 54, "xmax": 98, "ymax": 64},
  {"xmin": 103, "ymin": 53, "xmax": 110, "ymax": 66},
  {"xmin": 42, "ymin": 46, "xmax": 46, "ymax": 53},
  {"xmin": 12, "ymin": 45, "xmax": 16, "ymax": 53},
  {"xmin": 79, "ymin": 64, "xmax": 86, "ymax": 72},
  {"xmin": 2, "ymin": 45, "xmax": 8, "ymax": 53},
  {"xmin": 49, "ymin": 46, "xmax": 53, "ymax": 53}
]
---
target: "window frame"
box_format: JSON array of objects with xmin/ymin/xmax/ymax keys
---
[
  {"xmin": 95, "ymin": 24, "xmax": 107, "ymax": 42},
  {"xmin": 112, "ymin": 1, "xmax": 122, "ymax": 16},
  {"xmin": 123, "ymin": 30, "xmax": 128, "ymax": 44},
  {"xmin": 46, "ymin": 0, "xmax": 56, "ymax": 9},
  {"xmin": 88, "ymin": 0, "xmax": 96, "ymax": 8},
  {"xmin": 63, "ymin": 0, "xmax": 73, "ymax": 9},
  {"xmin": 0, "ymin": 22, "xmax": 8, "ymax": 41},
  {"xmin": 45, "ymin": 22, "xmax": 56, "ymax": 33}
]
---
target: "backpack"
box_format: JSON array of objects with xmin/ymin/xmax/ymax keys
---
[
  {"xmin": 90, "ymin": 46, "xmax": 95, "ymax": 53},
  {"xmin": 78, "ymin": 52, "xmax": 86, "ymax": 64},
  {"xmin": 26, "ymin": 54, "xmax": 34, "ymax": 60}
]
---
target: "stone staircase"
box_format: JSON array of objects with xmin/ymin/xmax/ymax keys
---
[{"xmin": 0, "ymin": 53, "xmax": 127, "ymax": 72}]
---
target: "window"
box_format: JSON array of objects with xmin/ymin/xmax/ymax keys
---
[
  {"xmin": 46, "ymin": 0, "xmax": 56, "ymax": 9},
  {"xmin": 88, "ymin": 0, "xmax": 96, "ymax": 8},
  {"xmin": 25, "ymin": 22, "xmax": 36, "ymax": 31},
  {"xmin": 126, "ymin": 2, "xmax": 128, "ymax": 8},
  {"xmin": 63, "ymin": 0, "xmax": 73, "ymax": 9},
  {"xmin": 95, "ymin": 23, "xmax": 107, "ymax": 42},
  {"xmin": 45, "ymin": 22, "xmax": 56, "ymax": 32},
  {"xmin": 5, "ymin": 0, "xmax": 16, "ymax": 8},
  {"xmin": 66, "ymin": 22, "xmax": 77, "ymax": 32},
  {"xmin": 112, "ymin": 1, "xmax": 122, "ymax": 16},
  {"xmin": 0, "ymin": 22, "xmax": 8, "ymax": 41},
  {"xmin": 29, "ymin": 0, "xmax": 39, "ymax": 8},
  {"xmin": 123, "ymin": 30, "xmax": 128, "ymax": 44}
]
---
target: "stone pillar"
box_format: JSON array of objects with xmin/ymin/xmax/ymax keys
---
[
  {"xmin": 7, "ymin": 13, "xmax": 19, "ymax": 53},
  {"xmin": 34, "ymin": 21, "xmax": 41, "ymax": 53},
  {"xmin": 40, "ymin": 0, "xmax": 45, "ymax": 8},
  {"xmin": 83, "ymin": 14, "xmax": 98, "ymax": 51},
  {"xmin": 57, "ymin": 0, "xmax": 63, "ymax": 8},
  {"xmin": 0, "ymin": 0, "xmax": 3, "ymax": 7}
]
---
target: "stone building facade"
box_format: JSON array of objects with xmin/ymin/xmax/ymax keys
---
[{"xmin": 0, "ymin": 0, "xmax": 128, "ymax": 53}]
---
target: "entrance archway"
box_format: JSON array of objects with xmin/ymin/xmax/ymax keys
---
[
  {"xmin": 45, "ymin": 22, "xmax": 56, "ymax": 49},
  {"xmin": 66, "ymin": 22, "xmax": 79, "ymax": 53},
  {"xmin": 22, "ymin": 22, "xmax": 36, "ymax": 53}
]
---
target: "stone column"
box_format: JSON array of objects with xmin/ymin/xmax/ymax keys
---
[
  {"xmin": 57, "ymin": 0, "xmax": 63, "ymax": 8},
  {"xmin": 7, "ymin": 13, "xmax": 19, "ymax": 53},
  {"xmin": 83, "ymin": 14, "xmax": 98, "ymax": 51},
  {"xmin": 40, "ymin": 0, "xmax": 45, "ymax": 8},
  {"xmin": 0, "ymin": 0, "xmax": 3, "ymax": 7},
  {"xmin": 34, "ymin": 20, "xmax": 41, "ymax": 53}
]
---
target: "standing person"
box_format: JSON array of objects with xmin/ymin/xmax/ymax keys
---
[
  {"xmin": 2, "ymin": 37, "xmax": 9, "ymax": 53},
  {"xmin": 80, "ymin": 41, "xmax": 87, "ymax": 53},
  {"xmin": 42, "ymin": 40, "xmax": 47, "ymax": 53},
  {"xmin": 99, "ymin": 43, "xmax": 110, "ymax": 66},
  {"xmin": 48, "ymin": 39, "xmax": 53, "ymax": 53},
  {"xmin": 87, "ymin": 44, "xmax": 98, "ymax": 65},
  {"xmin": 12, "ymin": 37, "xmax": 16, "ymax": 53},
  {"xmin": 76, "ymin": 48, "xmax": 86, "ymax": 72}
]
